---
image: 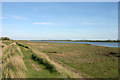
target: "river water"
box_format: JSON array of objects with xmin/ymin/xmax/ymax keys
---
[{"xmin": 30, "ymin": 40, "xmax": 119, "ymax": 48}]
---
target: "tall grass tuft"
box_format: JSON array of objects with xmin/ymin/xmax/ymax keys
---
[{"xmin": 2, "ymin": 56, "xmax": 26, "ymax": 78}]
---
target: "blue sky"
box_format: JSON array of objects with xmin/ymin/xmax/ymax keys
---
[{"xmin": 2, "ymin": 2, "xmax": 118, "ymax": 40}]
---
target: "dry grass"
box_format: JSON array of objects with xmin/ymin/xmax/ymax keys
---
[
  {"xmin": 3, "ymin": 56, "xmax": 26, "ymax": 78},
  {"xmin": 2, "ymin": 41, "xmax": 26, "ymax": 78}
]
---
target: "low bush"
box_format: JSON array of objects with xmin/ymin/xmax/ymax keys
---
[
  {"xmin": 31, "ymin": 54, "xmax": 56, "ymax": 72},
  {"xmin": 16, "ymin": 42, "xmax": 29, "ymax": 49},
  {"xmin": 109, "ymin": 52, "xmax": 120, "ymax": 57}
]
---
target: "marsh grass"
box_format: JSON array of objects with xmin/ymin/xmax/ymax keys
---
[
  {"xmin": 2, "ymin": 40, "xmax": 118, "ymax": 78},
  {"xmin": 21, "ymin": 41, "xmax": 119, "ymax": 78}
]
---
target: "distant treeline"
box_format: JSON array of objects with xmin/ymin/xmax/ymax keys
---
[
  {"xmin": 72, "ymin": 40, "xmax": 120, "ymax": 42},
  {"xmin": 0, "ymin": 37, "xmax": 11, "ymax": 40},
  {"xmin": 42, "ymin": 40, "xmax": 120, "ymax": 42},
  {"xmin": 0, "ymin": 37, "xmax": 119, "ymax": 42},
  {"xmin": 41, "ymin": 40, "xmax": 71, "ymax": 41}
]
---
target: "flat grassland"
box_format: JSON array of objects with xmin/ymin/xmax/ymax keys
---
[{"xmin": 1, "ymin": 40, "xmax": 119, "ymax": 78}]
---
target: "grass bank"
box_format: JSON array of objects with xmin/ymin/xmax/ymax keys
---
[{"xmin": 18, "ymin": 42, "xmax": 62, "ymax": 78}]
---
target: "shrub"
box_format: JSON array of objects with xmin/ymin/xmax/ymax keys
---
[
  {"xmin": 31, "ymin": 53, "xmax": 56, "ymax": 72},
  {"xmin": 0, "ymin": 37, "xmax": 10, "ymax": 40},
  {"xmin": 16, "ymin": 43, "xmax": 29, "ymax": 49}
]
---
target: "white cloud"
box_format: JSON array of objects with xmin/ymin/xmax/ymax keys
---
[{"xmin": 33, "ymin": 22, "xmax": 55, "ymax": 25}]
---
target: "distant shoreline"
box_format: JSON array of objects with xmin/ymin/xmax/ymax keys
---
[{"xmin": 30, "ymin": 40, "xmax": 120, "ymax": 42}]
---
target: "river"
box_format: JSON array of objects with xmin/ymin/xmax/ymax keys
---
[{"xmin": 30, "ymin": 40, "xmax": 119, "ymax": 48}]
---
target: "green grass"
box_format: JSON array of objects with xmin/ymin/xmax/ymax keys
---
[
  {"xmin": 31, "ymin": 53, "xmax": 57, "ymax": 73},
  {"xmin": 19, "ymin": 45, "xmax": 62, "ymax": 78},
  {"xmin": 2, "ymin": 41, "xmax": 12, "ymax": 45},
  {"xmin": 22, "ymin": 41, "xmax": 119, "ymax": 78},
  {"xmin": 2, "ymin": 40, "xmax": 119, "ymax": 78}
]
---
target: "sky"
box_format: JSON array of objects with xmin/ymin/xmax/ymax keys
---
[
  {"xmin": 2, "ymin": 2, "xmax": 118, "ymax": 40},
  {"xmin": 1, "ymin": 0, "xmax": 120, "ymax": 2}
]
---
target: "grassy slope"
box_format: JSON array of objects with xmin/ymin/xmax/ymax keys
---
[
  {"xmin": 2, "ymin": 41, "xmax": 62, "ymax": 78},
  {"xmin": 2, "ymin": 41, "xmax": 26, "ymax": 78},
  {"xmin": 21, "ymin": 41, "xmax": 119, "ymax": 78},
  {"xmin": 0, "ymin": 41, "xmax": 2, "ymax": 79},
  {"xmin": 19, "ymin": 45, "xmax": 61, "ymax": 78}
]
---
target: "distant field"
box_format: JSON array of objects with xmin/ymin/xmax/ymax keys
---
[{"xmin": 1, "ymin": 40, "xmax": 119, "ymax": 78}]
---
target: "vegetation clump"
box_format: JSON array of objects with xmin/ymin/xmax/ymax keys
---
[
  {"xmin": 2, "ymin": 45, "xmax": 4, "ymax": 48},
  {"xmin": 109, "ymin": 52, "xmax": 120, "ymax": 57},
  {"xmin": 48, "ymin": 52, "xmax": 57, "ymax": 53},
  {"xmin": 16, "ymin": 42, "xmax": 29, "ymax": 49},
  {"xmin": 31, "ymin": 54, "xmax": 56, "ymax": 72},
  {"xmin": 0, "ymin": 37, "xmax": 10, "ymax": 40}
]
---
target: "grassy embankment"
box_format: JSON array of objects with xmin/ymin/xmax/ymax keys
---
[
  {"xmin": 0, "ymin": 40, "xmax": 2, "ymax": 79},
  {"xmin": 17, "ymin": 41, "xmax": 83, "ymax": 78},
  {"xmin": 2, "ymin": 41, "xmax": 26, "ymax": 78},
  {"xmin": 17, "ymin": 42, "xmax": 62, "ymax": 78},
  {"xmin": 2, "ymin": 40, "xmax": 63, "ymax": 78},
  {"xmin": 20, "ymin": 41, "xmax": 119, "ymax": 78}
]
